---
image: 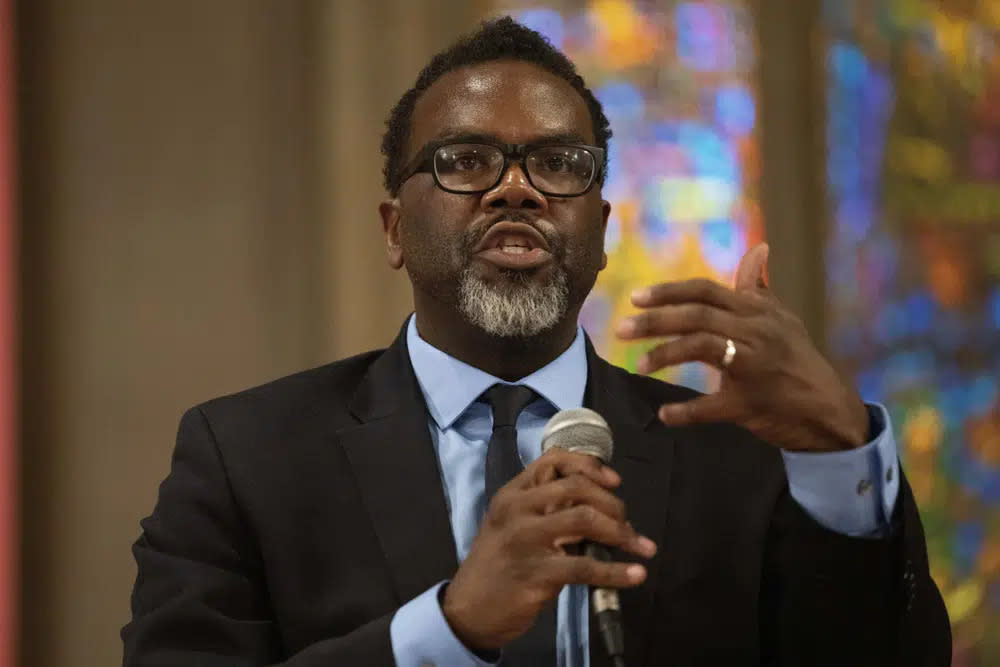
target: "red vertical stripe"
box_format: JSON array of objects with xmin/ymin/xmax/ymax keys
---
[{"xmin": 0, "ymin": 0, "xmax": 16, "ymax": 663}]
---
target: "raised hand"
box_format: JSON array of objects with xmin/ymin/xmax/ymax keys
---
[{"xmin": 616, "ymin": 243, "xmax": 870, "ymax": 452}]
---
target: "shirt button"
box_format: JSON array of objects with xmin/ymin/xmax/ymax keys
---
[
  {"xmin": 856, "ymin": 479, "xmax": 873, "ymax": 495},
  {"xmin": 886, "ymin": 466, "xmax": 894, "ymax": 483}
]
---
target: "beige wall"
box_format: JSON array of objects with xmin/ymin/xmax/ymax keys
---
[{"xmin": 18, "ymin": 2, "xmax": 485, "ymax": 665}]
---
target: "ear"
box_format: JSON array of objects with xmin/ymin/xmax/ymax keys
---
[
  {"xmin": 379, "ymin": 199, "xmax": 404, "ymax": 270},
  {"xmin": 599, "ymin": 199, "xmax": 612, "ymax": 271}
]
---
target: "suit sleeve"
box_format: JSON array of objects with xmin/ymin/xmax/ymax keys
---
[
  {"xmin": 122, "ymin": 407, "xmax": 397, "ymax": 667},
  {"xmin": 758, "ymin": 465, "xmax": 951, "ymax": 666}
]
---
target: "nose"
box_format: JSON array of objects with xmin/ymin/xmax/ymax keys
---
[{"xmin": 480, "ymin": 161, "xmax": 548, "ymax": 211}]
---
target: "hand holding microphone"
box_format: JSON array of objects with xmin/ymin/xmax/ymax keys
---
[
  {"xmin": 442, "ymin": 408, "xmax": 651, "ymax": 664},
  {"xmin": 441, "ymin": 445, "xmax": 652, "ymax": 651}
]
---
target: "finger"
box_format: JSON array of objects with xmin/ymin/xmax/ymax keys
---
[
  {"xmin": 733, "ymin": 242, "xmax": 769, "ymax": 291},
  {"xmin": 521, "ymin": 473, "xmax": 626, "ymax": 521},
  {"xmin": 534, "ymin": 504, "xmax": 651, "ymax": 557},
  {"xmin": 615, "ymin": 303, "xmax": 745, "ymax": 342},
  {"xmin": 519, "ymin": 448, "xmax": 620, "ymax": 490},
  {"xmin": 657, "ymin": 392, "xmax": 734, "ymax": 427},
  {"xmin": 628, "ymin": 277, "xmax": 764, "ymax": 315},
  {"xmin": 636, "ymin": 333, "xmax": 744, "ymax": 375},
  {"xmin": 546, "ymin": 553, "xmax": 648, "ymax": 589}
]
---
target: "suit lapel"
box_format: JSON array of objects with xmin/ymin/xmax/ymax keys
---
[
  {"xmin": 584, "ymin": 337, "xmax": 675, "ymax": 667},
  {"xmin": 339, "ymin": 325, "xmax": 459, "ymax": 605}
]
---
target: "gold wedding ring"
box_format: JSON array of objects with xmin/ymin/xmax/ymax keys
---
[{"xmin": 721, "ymin": 338, "xmax": 736, "ymax": 369}]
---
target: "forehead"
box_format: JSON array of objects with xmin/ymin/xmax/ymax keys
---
[{"xmin": 408, "ymin": 60, "xmax": 595, "ymax": 152}]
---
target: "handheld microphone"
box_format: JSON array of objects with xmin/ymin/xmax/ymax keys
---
[{"xmin": 541, "ymin": 408, "xmax": 626, "ymax": 667}]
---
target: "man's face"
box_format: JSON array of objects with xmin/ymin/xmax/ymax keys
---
[{"xmin": 381, "ymin": 60, "xmax": 610, "ymax": 338}]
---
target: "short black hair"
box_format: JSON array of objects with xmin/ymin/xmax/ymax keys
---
[{"xmin": 380, "ymin": 16, "xmax": 612, "ymax": 196}]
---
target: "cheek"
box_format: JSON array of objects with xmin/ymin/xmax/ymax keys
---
[
  {"xmin": 399, "ymin": 189, "xmax": 477, "ymax": 260},
  {"xmin": 555, "ymin": 201, "xmax": 607, "ymax": 262}
]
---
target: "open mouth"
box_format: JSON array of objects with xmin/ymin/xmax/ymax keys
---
[
  {"xmin": 476, "ymin": 241, "xmax": 552, "ymax": 270},
  {"xmin": 472, "ymin": 220, "xmax": 554, "ymax": 270},
  {"xmin": 496, "ymin": 235, "xmax": 536, "ymax": 255}
]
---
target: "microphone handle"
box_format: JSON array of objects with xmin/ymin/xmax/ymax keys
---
[{"xmin": 584, "ymin": 542, "xmax": 626, "ymax": 665}]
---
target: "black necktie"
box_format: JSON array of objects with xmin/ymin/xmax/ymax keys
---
[{"xmin": 481, "ymin": 383, "xmax": 557, "ymax": 666}]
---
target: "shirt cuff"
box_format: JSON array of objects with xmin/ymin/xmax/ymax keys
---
[
  {"xmin": 780, "ymin": 403, "xmax": 900, "ymax": 537},
  {"xmin": 390, "ymin": 581, "xmax": 500, "ymax": 667}
]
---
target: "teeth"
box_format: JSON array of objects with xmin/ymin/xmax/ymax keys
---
[{"xmin": 496, "ymin": 234, "xmax": 535, "ymax": 254}]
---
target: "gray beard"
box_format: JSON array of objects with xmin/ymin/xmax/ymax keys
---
[{"xmin": 457, "ymin": 266, "xmax": 570, "ymax": 338}]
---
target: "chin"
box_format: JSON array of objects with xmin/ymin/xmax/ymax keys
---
[{"xmin": 458, "ymin": 265, "xmax": 570, "ymax": 339}]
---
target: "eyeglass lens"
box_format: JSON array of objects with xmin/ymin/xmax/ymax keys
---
[{"xmin": 433, "ymin": 143, "xmax": 596, "ymax": 195}]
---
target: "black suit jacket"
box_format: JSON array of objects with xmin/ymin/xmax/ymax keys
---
[{"xmin": 123, "ymin": 325, "xmax": 951, "ymax": 666}]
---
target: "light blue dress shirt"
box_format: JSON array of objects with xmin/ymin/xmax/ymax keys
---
[{"xmin": 390, "ymin": 314, "xmax": 900, "ymax": 667}]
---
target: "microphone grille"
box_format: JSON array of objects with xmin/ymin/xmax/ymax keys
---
[{"xmin": 541, "ymin": 408, "xmax": 613, "ymax": 463}]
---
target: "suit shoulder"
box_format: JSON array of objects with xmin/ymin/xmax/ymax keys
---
[
  {"xmin": 605, "ymin": 360, "xmax": 703, "ymax": 406},
  {"xmin": 607, "ymin": 362, "xmax": 781, "ymax": 467},
  {"xmin": 192, "ymin": 348, "xmax": 384, "ymax": 432}
]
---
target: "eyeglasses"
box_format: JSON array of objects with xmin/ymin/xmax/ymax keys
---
[{"xmin": 398, "ymin": 141, "xmax": 605, "ymax": 197}]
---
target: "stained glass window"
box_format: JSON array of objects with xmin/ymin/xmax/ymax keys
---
[
  {"xmin": 825, "ymin": 2, "xmax": 1000, "ymax": 662},
  {"xmin": 491, "ymin": 0, "xmax": 761, "ymax": 392}
]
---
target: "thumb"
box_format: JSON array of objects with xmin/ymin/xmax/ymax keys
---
[{"xmin": 733, "ymin": 242, "xmax": 769, "ymax": 291}]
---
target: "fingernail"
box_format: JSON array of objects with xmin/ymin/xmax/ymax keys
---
[
  {"xmin": 631, "ymin": 287, "xmax": 649, "ymax": 302},
  {"xmin": 603, "ymin": 466, "xmax": 621, "ymax": 485},
  {"xmin": 626, "ymin": 564, "xmax": 646, "ymax": 582},
  {"xmin": 635, "ymin": 536, "xmax": 657, "ymax": 557}
]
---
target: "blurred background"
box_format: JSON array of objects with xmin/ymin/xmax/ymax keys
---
[{"xmin": 2, "ymin": 0, "xmax": 998, "ymax": 664}]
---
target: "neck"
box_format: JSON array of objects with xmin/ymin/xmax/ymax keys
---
[{"xmin": 412, "ymin": 296, "xmax": 580, "ymax": 381}]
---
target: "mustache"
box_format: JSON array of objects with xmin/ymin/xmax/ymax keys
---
[{"xmin": 461, "ymin": 212, "xmax": 561, "ymax": 258}]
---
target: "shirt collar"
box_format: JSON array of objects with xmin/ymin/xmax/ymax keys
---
[{"xmin": 406, "ymin": 314, "xmax": 588, "ymax": 429}]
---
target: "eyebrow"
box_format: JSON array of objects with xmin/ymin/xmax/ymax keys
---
[{"xmin": 427, "ymin": 129, "xmax": 591, "ymax": 146}]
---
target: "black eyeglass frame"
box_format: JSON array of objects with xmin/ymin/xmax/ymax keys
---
[{"xmin": 398, "ymin": 140, "xmax": 607, "ymax": 197}]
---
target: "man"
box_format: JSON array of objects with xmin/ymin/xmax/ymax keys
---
[{"xmin": 122, "ymin": 17, "xmax": 951, "ymax": 667}]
